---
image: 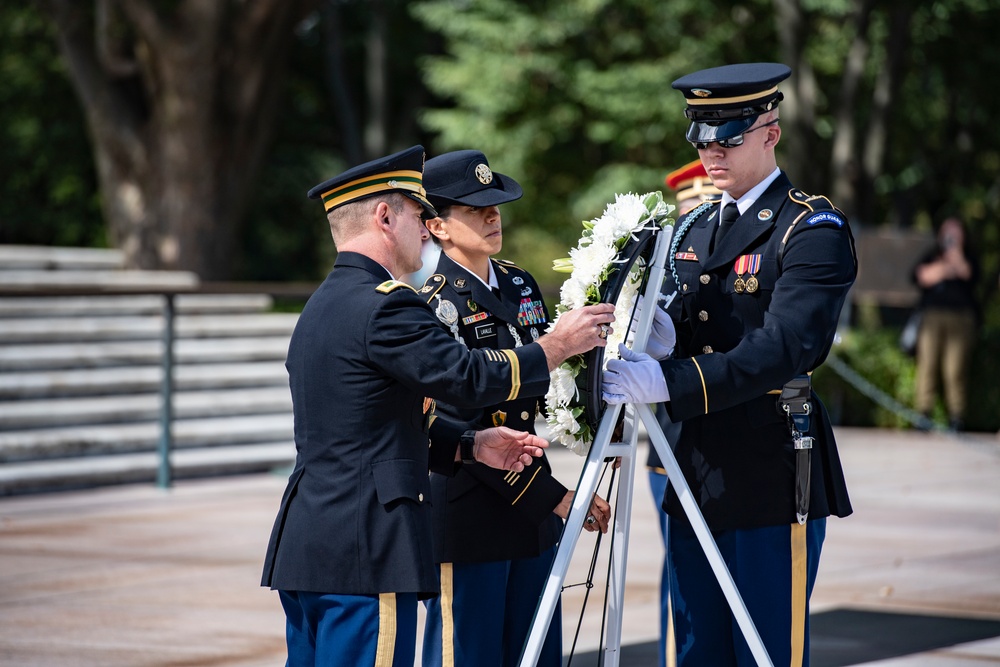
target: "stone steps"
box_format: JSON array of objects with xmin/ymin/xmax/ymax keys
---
[
  {"xmin": 0, "ymin": 413, "xmax": 295, "ymax": 463},
  {"xmin": 0, "ymin": 442, "xmax": 295, "ymax": 495},
  {"xmin": 0, "ymin": 246, "xmax": 303, "ymax": 494},
  {"xmin": 0, "ymin": 361, "xmax": 290, "ymax": 399},
  {"xmin": 0, "ymin": 336, "xmax": 291, "ymax": 371},
  {"xmin": 0, "ymin": 293, "xmax": 274, "ymax": 317},
  {"xmin": 0, "ymin": 312, "xmax": 299, "ymax": 344},
  {"xmin": 0, "ymin": 386, "xmax": 292, "ymax": 429}
]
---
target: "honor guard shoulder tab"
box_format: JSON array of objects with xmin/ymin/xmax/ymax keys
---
[
  {"xmin": 786, "ymin": 189, "xmax": 845, "ymax": 229},
  {"xmin": 779, "ymin": 188, "xmax": 851, "ymax": 266},
  {"xmin": 418, "ymin": 274, "xmax": 447, "ymax": 303},
  {"xmin": 375, "ymin": 280, "xmax": 417, "ymax": 294}
]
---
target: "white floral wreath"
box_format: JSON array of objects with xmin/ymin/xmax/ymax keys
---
[{"xmin": 544, "ymin": 191, "xmax": 675, "ymax": 455}]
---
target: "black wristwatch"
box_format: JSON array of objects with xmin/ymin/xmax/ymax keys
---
[{"xmin": 460, "ymin": 430, "xmax": 478, "ymax": 465}]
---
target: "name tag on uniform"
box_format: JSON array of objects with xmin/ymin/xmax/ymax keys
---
[{"xmin": 475, "ymin": 323, "xmax": 496, "ymax": 339}]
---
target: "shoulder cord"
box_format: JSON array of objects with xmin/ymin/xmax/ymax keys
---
[{"xmin": 669, "ymin": 200, "xmax": 715, "ymax": 286}]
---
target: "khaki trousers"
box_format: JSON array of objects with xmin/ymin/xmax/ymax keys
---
[{"xmin": 914, "ymin": 308, "xmax": 976, "ymax": 419}]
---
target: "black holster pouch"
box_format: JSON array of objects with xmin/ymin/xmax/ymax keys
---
[{"xmin": 779, "ymin": 375, "xmax": 813, "ymax": 525}]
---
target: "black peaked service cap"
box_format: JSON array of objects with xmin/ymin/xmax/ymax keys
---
[{"xmin": 423, "ymin": 150, "xmax": 523, "ymax": 211}]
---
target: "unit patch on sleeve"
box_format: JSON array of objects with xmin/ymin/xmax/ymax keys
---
[{"xmin": 805, "ymin": 212, "xmax": 845, "ymax": 227}]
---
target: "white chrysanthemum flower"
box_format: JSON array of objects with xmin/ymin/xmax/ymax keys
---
[
  {"xmin": 568, "ymin": 241, "xmax": 617, "ymax": 287},
  {"xmin": 545, "ymin": 365, "xmax": 579, "ymax": 407},
  {"xmin": 559, "ymin": 276, "xmax": 590, "ymax": 310}
]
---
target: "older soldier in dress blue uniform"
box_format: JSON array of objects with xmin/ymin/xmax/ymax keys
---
[
  {"xmin": 603, "ymin": 64, "xmax": 856, "ymax": 666},
  {"xmin": 260, "ymin": 146, "xmax": 616, "ymax": 667},
  {"xmin": 416, "ymin": 150, "xmax": 612, "ymax": 667}
]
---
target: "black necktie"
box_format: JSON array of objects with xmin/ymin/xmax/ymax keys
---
[
  {"xmin": 491, "ymin": 286, "xmax": 502, "ymax": 300},
  {"xmin": 713, "ymin": 202, "xmax": 740, "ymax": 252}
]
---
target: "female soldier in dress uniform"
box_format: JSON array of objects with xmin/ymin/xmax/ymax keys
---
[{"xmin": 419, "ymin": 150, "xmax": 611, "ymax": 667}]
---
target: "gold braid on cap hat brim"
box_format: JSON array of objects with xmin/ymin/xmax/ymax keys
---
[
  {"xmin": 321, "ymin": 170, "xmax": 428, "ymax": 212},
  {"xmin": 685, "ymin": 85, "xmax": 779, "ymax": 106}
]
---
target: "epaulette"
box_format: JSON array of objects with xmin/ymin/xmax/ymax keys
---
[
  {"xmin": 493, "ymin": 258, "xmax": 524, "ymax": 276},
  {"xmin": 788, "ymin": 188, "xmax": 837, "ymax": 212},
  {"xmin": 417, "ymin": 274, "xmax": 447, "ymax": 304},
  {"xmin": 779, "ymin": 188, "xmax": 851, "ymax": 267},
  {"xmin": 785, "ymin": 188, "xmax": 846, "ymax": 229},
  {"xmin": 375, "ymin": 280, "xmax": 417, "ymax": 294}
]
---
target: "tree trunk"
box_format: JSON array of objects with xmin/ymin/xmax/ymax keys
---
[
  {"xmin": 830, "ymin": 0, "xmax": 877, "ymax": 219},
  {"xmin": 859, "ymin": 3, "xmax": 913, "ymax": 225},
  {"xmin": 773, "ymin": 0, "xmax": 820, "ymax": 194},
  {"xmin": 35, "ymin": 0, "xmax": 319, "ymax": 279}
]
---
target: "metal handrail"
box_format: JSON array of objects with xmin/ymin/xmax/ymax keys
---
[{"xmin": 0, "ymin": 280, "xmax": 317, "ymax": 488}]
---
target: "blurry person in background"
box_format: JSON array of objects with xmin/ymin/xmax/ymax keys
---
[{"xmin": 912, "ymin": 216, "xmax": 980, "ymax": 431}]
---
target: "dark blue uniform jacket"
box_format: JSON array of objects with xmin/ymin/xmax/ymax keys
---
[
  {"xmin": 659, "ymin": 173, "xmax": 856, "ymax": 530},
  {"xmin": 261, "ymin": 252, "xmax": 551, "ymax": 597}
]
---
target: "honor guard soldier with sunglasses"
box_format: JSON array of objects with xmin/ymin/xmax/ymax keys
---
[
  {"xmin": 418, "ymin": 150, "xmax": 611, "ymax": 667},
  {"xmin": 260, "ymin": 146, "xmax": 615, "ymax": 667},
  {"xmin": 603, "ymin": 64, "xmax": 857, "ymax": 666}
]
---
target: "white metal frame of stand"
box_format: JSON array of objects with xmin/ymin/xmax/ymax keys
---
[{"xmin": 518, "ymin": 229, "xmax": 774, "ymax": 667}]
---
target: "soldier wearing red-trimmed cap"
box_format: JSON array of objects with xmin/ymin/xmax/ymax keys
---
[
  {"xmin": 644, "ymin": 157, "xmax": 724, "ymax": 667},
  {"xmin": 260, "ymin": 145, "xmax": 616, "ymax": 667},
  {"xmin": 665, "ymin": 158, "xmax": 723, "ymax": 216},
  {"xmin": 603, "ymin": 64, "xmax": 857, "ymax": 666}
]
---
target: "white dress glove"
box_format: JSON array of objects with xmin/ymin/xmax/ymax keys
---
[
  {"xmin": 602, "ymin": 344, "xmax": 670, "ymax": 405},
  {"xmin": 627, "ymin": 295, "xmax": 677, "ymax": 361}
]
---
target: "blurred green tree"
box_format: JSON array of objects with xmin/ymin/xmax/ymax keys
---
[
  {"xmin": 0, "ymin": 5, "xmax": 104, "ymax": 248},
  {"xmin": 411, "ymin": 0, "xmax": 1000, "ymax": 321}
]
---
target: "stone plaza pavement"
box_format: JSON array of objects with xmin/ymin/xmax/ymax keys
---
[{"xmin": 0, "ymin": 426, "xmax": 998, "ymax": 666}]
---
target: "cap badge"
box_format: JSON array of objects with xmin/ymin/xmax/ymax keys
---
[
  {"xmin": 758, "ymin": 209, "xmax": 773, "ymax": 221},
  {"xmin": 475, "ymin": 164, "xmax": 493, "ymax": 185},
  {"xmin": 692, "ymin": 88, "xmax": 712, "ymax": 98}
]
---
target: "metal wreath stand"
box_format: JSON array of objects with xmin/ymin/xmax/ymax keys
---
[{"xmin": 518, "ymin": 225, "xmax": 774, "ymax": 667}]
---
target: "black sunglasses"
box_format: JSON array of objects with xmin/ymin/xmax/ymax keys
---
[{"xmin": 690, "ymin": 119, "xmax": 779, "ymax": 150}]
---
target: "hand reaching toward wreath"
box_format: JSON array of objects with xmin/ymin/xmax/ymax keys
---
[
  {"xmin": 627, "ymin": 295, "xmax": 676, "ymax": 360},
  {"xmin": 602, "ymin": 344, "xmax": 670, "ymax": 405}
]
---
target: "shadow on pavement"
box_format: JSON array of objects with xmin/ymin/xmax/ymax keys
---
[{"xmin": 562, "ymin": 608, "xmax": 1000, "ymax": 666}]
